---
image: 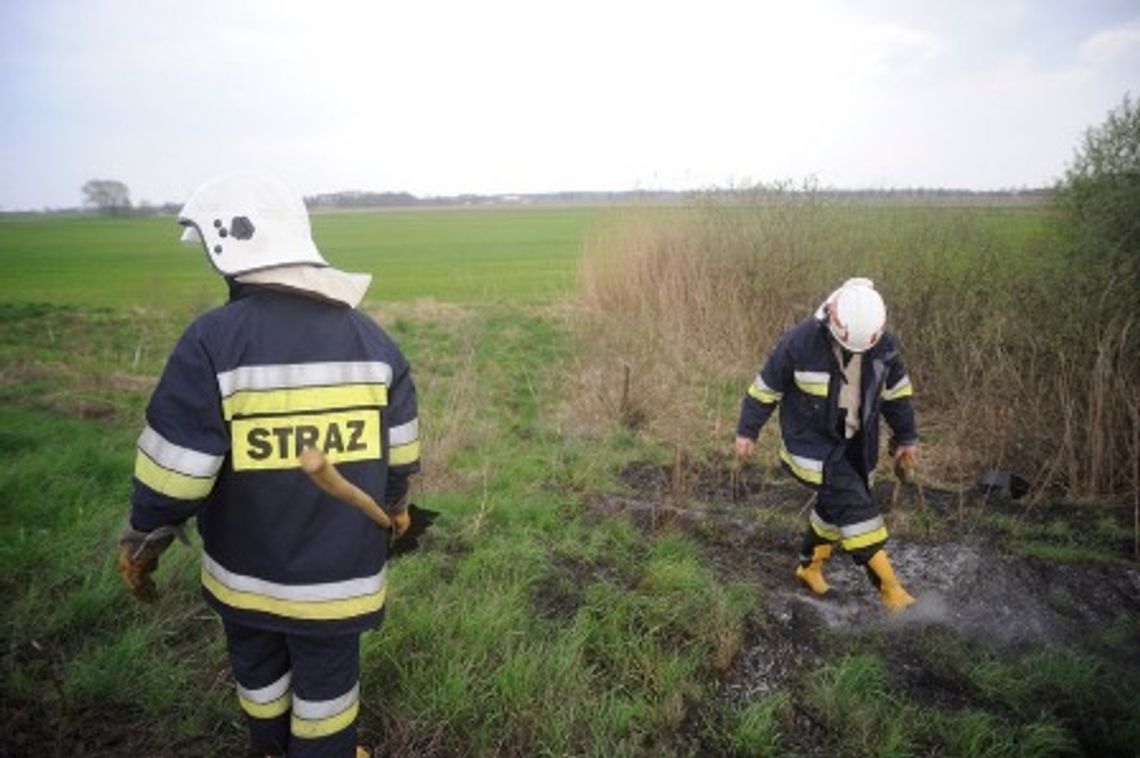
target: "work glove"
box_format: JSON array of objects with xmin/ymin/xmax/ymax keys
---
[
  {"xmin": 386, "ymin": 491, "xmax": 412, "ymax": 539},
  {"xmin": 117, "ymin": 522, "xmax": 189, "ymax": 603},
  {"xmin": 391, "ymin": 507, "xmax": 411, "ymax": 538},
  {"xmin": 892, "ymin": 445, "xmax": 919, "ymax": 485}
]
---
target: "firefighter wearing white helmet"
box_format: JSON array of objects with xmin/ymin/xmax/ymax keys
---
[
  {"xmin": 117, "ymin": 173, "xmax": 420, "ymax": 756},
  {"xmin": 734, "ymin": 278, "xmax": 918, "ymax": 611},
  {"xmin": 821, "ymin": 277, "xmax": 887, "ymax": 352},
  {"xmin": 177, "ymin": 172, "xmax": 372, "ymax": 306}
]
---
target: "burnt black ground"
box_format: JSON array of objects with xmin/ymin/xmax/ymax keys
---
[{"xmin": 597, "ymin": 457, "xmax": 1140, "ymax": 754}]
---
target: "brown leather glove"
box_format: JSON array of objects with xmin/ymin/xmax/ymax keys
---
[
  {"xmin": 387, "ymin": 490, "xmax": 412, "ymax": 539},
  {"xmin": 892, "ymin": 446, "xmax": 918, "ymax": 484},
  {"xmin": 391, "ymin": 508, "xmax": 411, "ymax": 538},
  {"xmin": 117, "ymin": 522, "xmax": 188, "ymax": 603}
]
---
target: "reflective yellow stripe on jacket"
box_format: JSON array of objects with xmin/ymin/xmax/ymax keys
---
[
  {"xmin": 216, "ymin": 361, "xmax": 395, "ymax": 471},
  {"xmin": 779, "ymin": 447, "xmax": 824, "ymax": 485},
  {"xmin": 216, "ymin": 361, "xmax": 394, "ymax": 399},
  {"xmin": 793, "ymin": 370, "xmax": 830, "ymax": 398},
  {"xmin": 201, "ymin": 553, "xmax": 387, "ymax": 621},
  {"xmin": 748, "ymin": 374, "xmax": 783, "ymax": 404},
  {"xmin": 134, "ymin": 425, "xmax": 223, "ymax": 499},
  {"xmin": 222, "ymin": 384, "xmax": 388, "ymax": 421},
  {"xmin": 882, "ymin": 374, "xmax": 913, "ymax": 401},
  {"xmin": 388, "ymin": 418, "xmax": 420, "ymax": 466}
]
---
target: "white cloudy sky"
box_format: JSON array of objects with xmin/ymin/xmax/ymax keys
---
[{"xmin": 2, "ymin": 0, "xmax": 1138, "ymax": 209}]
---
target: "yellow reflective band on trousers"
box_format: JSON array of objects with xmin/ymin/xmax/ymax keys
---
[
  {"xmin": 134, "ymin": 450, "xmax": 217, "ymax": 499},
  {"xmin": 841, "ymin": 525, "xmax": 889, "ymax": 551},
  {"xmin": 237, "ymin": 671, "xmax": 292, "ymax": 718},
  {"xmin": 222, "ymin": 383, "xmax": 388, "ymax": 421},
  {"xmin": 240, "ymin": 691, "xmax": 291, "ymax": 719},
  {"xmin": 201, "ymin": 555, "xmax": 387, "ymax": 621},
  {"xmin": 231, "ymin": 409, "xmax": 381, "ymax": 471},
  {"xmin": 292, "ymin": 683, "xmax": 360, "ymax": 739},
  {"xmin": 811, "ymin": 510, "xmax": 887, "ymax": 549},
  {"xmin": 292, "ymin": 700, "xmax": 360, "ymax": 740},
  {"xmin": 780, "ymin": 447, "xmax": 824, "ymax": 485}
]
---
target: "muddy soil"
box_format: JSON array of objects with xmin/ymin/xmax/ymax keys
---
[{"xmin": 594, "ymin": 457, "xmax": 1140, "ymax": 720}]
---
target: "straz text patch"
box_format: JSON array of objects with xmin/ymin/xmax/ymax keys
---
[{"xmin": 232, "ymin": 410, "xmax": 381, "ymax": 471}]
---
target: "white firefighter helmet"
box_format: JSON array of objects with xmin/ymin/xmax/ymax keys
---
[
  {"xmin": 177, "ymin": 173, "xmax": 327, "ymax": 276},
  {"xmin": 816, "ymin": 277, "xmax": 887, "ymax": 352}
]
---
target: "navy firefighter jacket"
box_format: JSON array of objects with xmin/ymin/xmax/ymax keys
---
[
  {"xmin": 129, "ymin": 284, "xmax": 420, "ymax": 635},
  {"xmin": 737, "ymin": 316, "xmax": 917, "ymax": 488}
]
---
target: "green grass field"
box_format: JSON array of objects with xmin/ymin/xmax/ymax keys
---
[
  {"xmin": 0, "ymin": 208, "xmax": 599, "ymax": 310},
  {"xmin": 2, "ymin": 205, "xmax": 1138, "ymax": 756}
]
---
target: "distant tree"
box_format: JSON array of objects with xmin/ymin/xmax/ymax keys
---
[
  {"xmin": 81, "ymin": 179, "xmax": 132, "ymax": 217},
  {"xmin": 1055, "ymin": 93, "xmax": 1140, "ymax": 296}
]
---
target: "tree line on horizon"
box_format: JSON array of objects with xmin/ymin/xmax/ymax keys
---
[{"xmin": 4, "ymin": 184, "xmax": 1053, "ymax": 218}]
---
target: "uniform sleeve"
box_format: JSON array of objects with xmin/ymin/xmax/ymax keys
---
[
  {"xmin": 129, "ymin": 324, "xmax": 229, "ymax": 532},
  {"xmin": 880, "ymin": 342, "xmax": 918, "ymax": 447},
  {"xmin": 384, "ymin": 356, "xmax": 420, "ymax": 509},
  {"xmin": 736, "ymin": 330, "xmax": 795, "ymax": 440}
]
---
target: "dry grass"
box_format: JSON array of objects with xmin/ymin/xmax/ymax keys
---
[
  {"xmin": 368, "ymin": 300, "xmax": 489, "ymax": 494},
  {"xmin": 572, "ymin": 190, "xmax": 1139, "ymax": 499}
]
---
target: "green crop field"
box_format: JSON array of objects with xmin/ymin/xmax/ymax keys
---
[
  {"xmin": 2, "ymin": 203, "xmax": 1138, "ymax": 756},
  {"xmin": 0, "ymin": 207, "xmax": 600, "ymax": 310}
]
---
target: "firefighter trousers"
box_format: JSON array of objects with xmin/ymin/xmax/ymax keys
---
[
  {"xmin": 799, "ymin": 437, "xmax": 888, "ymax": 566},
  {"xmin": 223, "ymin": 620, "xmax": 362, "ymax": 757}
]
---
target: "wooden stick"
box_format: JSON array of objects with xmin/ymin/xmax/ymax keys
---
[{"xmin": 298, "ymin": 447, "xmax": 392, "ymax": 529}]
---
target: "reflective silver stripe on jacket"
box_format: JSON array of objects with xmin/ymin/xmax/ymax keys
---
[
  {"xmin": 202, "ymin": 553, "xmax": 386, "ymax": 602},
  {"xmin": 293, "ymin": 682, "xmax": 360, "ymax": 720},
  {"xmin": 748, "ymin": 375, "xmax": 782, "ymax": 403},
  {"xmin": 883, "ymin": 374, "xmax": 913, "ymax": 400},
  {"xmin": 794, "ymin": 370, "xmax": 830, "ymax": 396},
  {"xmin": 780, "ymin": 447, "xmax": 824, "ymax": 484},
  {"xmin": 238, "ymin": 671, "xmax": 292, "ymax": 704},
  {"xmin": 785, "ymin": 450, "xmax": 823, "ymax": 474},
  {"xmin": 216, "ymin": 361, "xmax": 394, "ymax": 398},
  {"xmin": 137, "ymin": 424, "xmax": 224, "ymax": 477},
  {"xmin": 389, "ymin": 418, "xmax": 419, "ymax": 446},
  {"xmin": 794, "ymin": 370, "xmax": 830, "ymax": 385}
]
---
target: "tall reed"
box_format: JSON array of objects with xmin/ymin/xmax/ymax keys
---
[{"xmin": 576, "ymin": 189, "xmax": 1138, "ymax": 498}]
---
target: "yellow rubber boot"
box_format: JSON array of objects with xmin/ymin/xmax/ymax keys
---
[
  {"xmin": 795, "ymin": 544, "xmax": 833, "ymax": 595},
  {"xmin": 866, "ymin": 550, "xmax": 915, "ymax": 612}
]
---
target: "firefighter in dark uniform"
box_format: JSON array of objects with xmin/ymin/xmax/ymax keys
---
[
  {"xmin": 116, "ymin": 173, "xmax": 420, "ymax": 756},
  {"xmin": 735, "ymin": 278, "xmax": 917, "ymax": 611}
]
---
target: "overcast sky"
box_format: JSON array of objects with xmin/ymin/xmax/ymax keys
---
[{"xmin": 2, "ymin": 1, "xmax": 1138, "ymax": 210}]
